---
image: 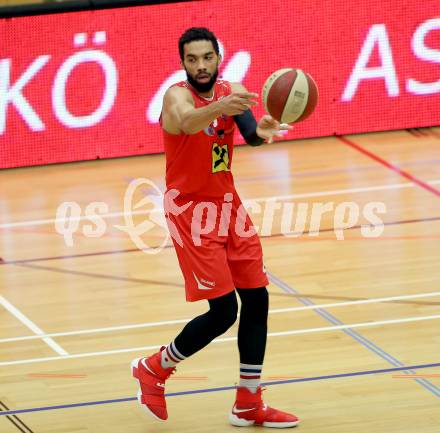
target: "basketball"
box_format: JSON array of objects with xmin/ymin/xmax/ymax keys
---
[{"xmin": 262, "ymin": 68, "xmax": 318, "ymax": 124}]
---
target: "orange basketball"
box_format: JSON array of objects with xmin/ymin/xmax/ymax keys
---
[{"xmin": 262, "ymin": 68, "xmax": 318, "ymax": 124}]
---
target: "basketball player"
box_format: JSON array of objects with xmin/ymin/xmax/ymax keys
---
[{"xmin": 131, "ymin": 27, "xmax": 299, "ymax": 428}]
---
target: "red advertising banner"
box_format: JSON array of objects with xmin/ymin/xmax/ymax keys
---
[{"xmin": 0, "ymin": 0, "xmax": 439, "ymax": 168}]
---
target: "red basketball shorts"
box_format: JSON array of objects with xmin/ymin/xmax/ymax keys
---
[{"xmin": 164, "ymin": 190, "xmax": 269, "ymax": 302}]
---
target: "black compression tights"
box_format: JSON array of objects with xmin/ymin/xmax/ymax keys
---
[{"xmin": 173, "ymin": 287, "xmax": 269, "ymax": 365}]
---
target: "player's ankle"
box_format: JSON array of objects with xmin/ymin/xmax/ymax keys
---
[{"xmin": 160, "ymin": 342, "xmax": 187, "ymax": 369}]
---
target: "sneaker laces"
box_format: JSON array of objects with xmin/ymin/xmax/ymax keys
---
[
  {"xmin": 258, "ymin": 389, "xmax": 279, "ymax": 418},
  {"xmin": 258, "ymin": 388, "xmax": 268, "ymax": 411}
]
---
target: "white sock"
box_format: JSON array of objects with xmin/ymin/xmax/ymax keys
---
[
  {"xmin": 239, "ymin": 363, "xmax": 262, "ymax": 393},
  {"xmin": 161, "ymin": 341, "xmax": 186, "ymax": 369}
]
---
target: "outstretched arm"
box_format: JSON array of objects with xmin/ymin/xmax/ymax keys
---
[{"xmin": 162, "ymin": 85, "xmax": 258, "ymax": 135}]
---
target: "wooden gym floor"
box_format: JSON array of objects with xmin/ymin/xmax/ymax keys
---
[{"xmin": 0, "ymin": 128, "xmax": 439, "ymax": 432}]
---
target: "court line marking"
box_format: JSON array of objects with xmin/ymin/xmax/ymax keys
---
[
  {"xmin": 393, "ymin": 374, "xmax": 440, "ymax": 379},
  {"xmin": 0, "ymin": 296, "xmax": 68, "ymax": 356},
  {"xmin": 338, "ymin": 136, "xmax": 440, "ymax": 197},
  {"xmin": 0, "ymin": 400, "xmax": 34, "ymax": 433},
  {"xmin": 236, "ymin": 157, "xmax": 440, "ymax": 183},
  {"xmin": 1, "ymin": 179, "xmax": 440, "ymax": 229},
  {"xmin": 268, "ymin": 272, "xmax": 440, "ymax": 398},
  {"xmin": 27, "ymin": 374, "xmax": 87, "ymax": 379},
  {"xmin": 1, "ymin": 313, "xmax": 439, "ymax": 366},
  {"xmin": 247, "ymin": 179, "xmax": 440, "ymax": 203},
  {"xmin": 1, "ymin": 290, "xmax": 439, "ymax": 344},
  {"xmin": 14, "ymin": 262, "xmax": 184, "ymax": 289},
  {"xmin": 0, "ymin": 361, "xmax": 439, "ymax": 417}
]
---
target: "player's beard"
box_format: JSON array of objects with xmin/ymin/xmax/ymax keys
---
[{"xmin": 186, "ymin": 67, "xmax": 219, "ymax": 93}]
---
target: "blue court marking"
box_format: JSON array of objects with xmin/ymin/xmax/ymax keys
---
[
  {"xmin": 1, "ymin": 362, "xmax": 439, "ymax": 417},
  {"xmin": 267, "ymin": 271, "xmax": 440, "ymax": 398}
]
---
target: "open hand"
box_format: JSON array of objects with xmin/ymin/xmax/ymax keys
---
[{"xmin": 256, "ymin": 115, "xmax": 293, "ymax": 143}]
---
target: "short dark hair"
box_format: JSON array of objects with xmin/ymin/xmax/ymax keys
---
[{"xmin": 178, "ymin": 27, "xmax": 219, "ymax": 60}]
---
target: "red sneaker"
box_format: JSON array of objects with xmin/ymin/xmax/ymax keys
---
[
  {"xmin": 131, "ymin": 347, "xmax": 175, "ymax": 421},
  {"xmin": 229, "ymin": 387, "xmax": 299, "ymax": 428}
]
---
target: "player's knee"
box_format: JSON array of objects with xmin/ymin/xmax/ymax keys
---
[
  {"xmin": 222, "ymin": 298, "xmax": 238, "ymax": 330},
  {"xmin": 208, "ymin": 291, "xmax": 238, "ymax": 333},
  {"xmin": 237, "ymin": 287, "xmax": 269, "ymax": 323}
]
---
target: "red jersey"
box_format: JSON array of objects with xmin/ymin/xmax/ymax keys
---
[{"xmin": 162, "ymin": 80, "xmax": 236, "ymax": 197}]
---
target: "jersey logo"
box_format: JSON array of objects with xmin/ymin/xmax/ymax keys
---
[
  {"xmin": 204, "ymin": 118, "xmax": 218, "ymax": 136},
  {"xmin": 231, "ymin": 405, "xmax": 256, "ymax": 414},
  {"xmin": 193, "ymin": 272, "xmax": 215, "ymax": 290},
  {"xmin": 212, "ymin": 142, "xmax": 230, "ymax": 173}
]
